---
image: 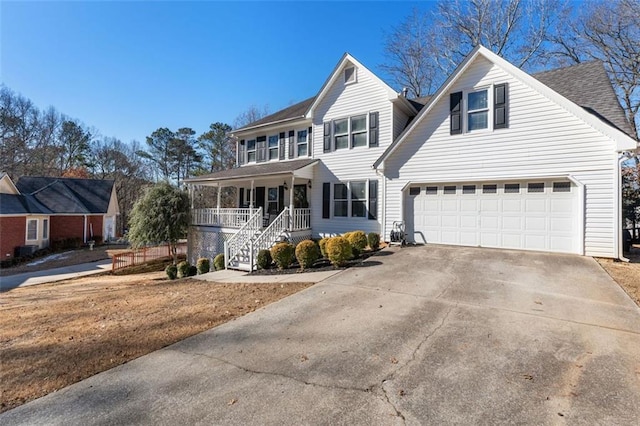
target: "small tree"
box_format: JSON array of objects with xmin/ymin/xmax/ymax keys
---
[{"xmin": 128, "ymin": 181, "xmax": 190, "ymax": 264}]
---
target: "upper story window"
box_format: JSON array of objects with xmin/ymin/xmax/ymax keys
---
[
  {"xmin": 467, "ymin": 89, "xmax": 488, "ymax": 131},
  {"xmin": 268, "ymin": 135, "xmax": 279, "ymax": 161},
  {"xmin": 450, "ymin": 83, "xmax": 508, "ymax": 135},
  {"xmin": 246, "ymin": 139, "xmax": 256, "ymax": 163},
  {"xmin": 297, "ymin": 130, "xmax": 308, "ymax": 156},
  {"xmin": 324, "ymin": 112, "xmax": 379, "ymax": 153},
  {"xmin": 344, "ymin": 66, "xmax": 356, "ymax": 84}
]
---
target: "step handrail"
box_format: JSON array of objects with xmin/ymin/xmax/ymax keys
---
[
  {"xmin": 224, "ymin": 207, "xmax": 263, "ymax": 268},
  {"xmin": 249, "ymin": 207, "xmax": 290, "ymax": 271}
]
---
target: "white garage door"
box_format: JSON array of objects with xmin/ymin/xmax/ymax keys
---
[{"xmin": 405, "ymin": 180, "xmax": 580, "ymax": 254}]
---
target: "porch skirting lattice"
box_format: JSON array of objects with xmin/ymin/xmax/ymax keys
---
[{"xmin": 188, "ymin": 226, "xmax": 234, "ymax": 265}]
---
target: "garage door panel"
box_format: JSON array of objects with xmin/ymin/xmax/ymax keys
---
[{"xmin": 406, "ymin": 179, "xmax": 579, "ymax": 254}]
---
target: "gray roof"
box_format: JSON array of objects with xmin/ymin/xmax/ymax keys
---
[
  {"xmin": 15, "ymin": 177, "xmax": 115, "ymax": 214},
  {"xmin": 0, "ymin": 193, "xmax": 52, "ymax": 215},
  {"xmin": 532, "ymin": 61, "xmax": 634, "ymax": 137},
  {"xmin": 235, "ymin": 97, "xmax": 315, "ymax": 132},
  {"xmin": 186, "ymin": 158, "xmax": 318, "ymax": 183}
]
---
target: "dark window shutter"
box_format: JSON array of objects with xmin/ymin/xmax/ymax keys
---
[
  {"xmin": 322, "ymin": 182, "xmax": 330, "ymax": 219},
  {"xmin": 256, "ymin": 136, "xmax": 267, "ymax": 163},
  {"xmin": 494, "ymin": 83, "xmax": 508, "ymax": 129},
  {"xmin": 239, "ymin": 188, "xmax": 245, "ymax": 207},
  {"xmin": 450, "ymin": 92, "xmax": 463, "ymax": 135},
  {"xmin": 323, "ymin": 122, "xmax": 332, "ymax": 152},
  {"xmin": 368, "ymin": 180, "xmax": 378, "ymax": 220},
  {"xmin": 278, "ymin": 185, "xmax": 285, "ymax": 212},
  {"xmin": 369, "ymin": 112, "xmax": 379, "ymax": 147},
  {"xmin": 279, "ymin": 132, "xmax": 285, "ymax": 160},
  {"xmin": 308, "ymin": 126, "xmax": 313, "ymax": 156},
  {"xmin": 238, "ymin": 139, "xmax": 246, "ymax": 165},
  {"xmin": 288, "ymin": 130, "xmax": 295, "ymax": 159}
]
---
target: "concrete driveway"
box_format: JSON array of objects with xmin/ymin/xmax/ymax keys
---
[{"xmin": 2, "ymin": 245, "xmax": 639, "ymax": 425}]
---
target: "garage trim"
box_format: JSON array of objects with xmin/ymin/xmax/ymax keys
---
[{"xmin": 401, "ymin": 174, "xmax": 585, "ymax": 255}]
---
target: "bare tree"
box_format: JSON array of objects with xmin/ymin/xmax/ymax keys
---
[
  {"xmin": 381, "ymin": 0, "xmax": 567, "ymax": 98},
  {"xmin": 233, "ymin": 104, "xmax": 270, "ymax": 129},
  {"xmin": 552, "ymin": 0, "xmax": 639, "ymax": 140}
]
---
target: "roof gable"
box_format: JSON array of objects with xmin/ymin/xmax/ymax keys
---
[
  {"xmin": 306, "ymin": 53, "xmax": 399, "ymax": 119},
  {"xmin": 0, "ymin": 173, "xmax": 20, "ymax": 195},
  {"xmin": 375, "ymin": 45, "xmax": 637, "ymax": 169}
]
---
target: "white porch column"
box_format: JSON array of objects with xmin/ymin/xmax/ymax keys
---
[
  {"xmin": 289, "ymin": 175, "xmax": 295, "ymax": 226},
  {"xmin": 250, "ymin": 180, "xmax": 255, "ymax": 213}
]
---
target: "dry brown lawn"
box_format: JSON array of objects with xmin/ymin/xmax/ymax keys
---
[
  {"xmin": 0, "ymin": 272, "xmax": 311, "ymax": 413},
  {"xmin": 597, "ymin": 244, "xmax": 640, "ymax": 306}
]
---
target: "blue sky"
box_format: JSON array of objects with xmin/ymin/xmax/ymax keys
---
[{"xmin": 2, "ymin": 1, "xmax": 428, "ymax": 145}]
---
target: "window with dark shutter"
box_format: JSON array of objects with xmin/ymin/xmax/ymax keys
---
[
  {"xmin": 450, "ymin": 92, "xmax": 462, "ymax": 135},
  {"xmin": 323, "ymin": 122, "xmax": 332, "ymax": 152},
  {"xmin": 279, "ymin": 132, "xmax": 285, "ymax": 160},
  {"xmin": 256, "ymin": 136, "xmax": 267, "ymax": 163},
  {"xmin": 322, "ymin": 182, "xmax": 330, "ymax": 218},
  {"xmin": 368, "ymin": 180, "xmax": 378, "ymax": 220},
  {"xmin": 238, "ymin": 139, "xmax": 246, "ymax": 165},
  {"xmin": 308, "ymin": 126, "xmax": 312, "ymax": 156},
  {"xmin": 239, "ymin": 188, "xmax": 245, "ymax": 207},
  {"xmin": 369, "ymin": 112, "xmax": 379, "ymax": 147},
  {"xmin": 494, "ymin": 83, "xmax": 508, "ymax": 129}
]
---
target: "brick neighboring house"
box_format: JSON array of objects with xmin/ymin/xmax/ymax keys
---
[{"xmin": 0, "ymin": 174, "xmax": 119, "ymax": 259}]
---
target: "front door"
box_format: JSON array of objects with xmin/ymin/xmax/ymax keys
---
[{"xmin": 255, "ymin": 187, "xmax": 265, "ymax": 212}]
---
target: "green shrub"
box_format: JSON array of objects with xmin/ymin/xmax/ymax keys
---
[
  {"xmin": 165, "ymin": 264, "xmax": 178, "ymax": 280},
  {"xmin": 347, "ymin": 231, "xmax": 367, "ymax": 252},
  {"xmin": 213, "ymin": 253, "xmax": 226, "ymax": 271},
  {"xmin": 196, "ymin": 257, "xmax": 210, "ymax": 274},
  {"xmin": 188, "ymin": 265, "xmax": 198, "ymax": 276},
  {"xmin": 295, "ymin": 240, "xmax": 320, "ymax": 270},
  {"xmin": 270, "ymin": 242, "xmax": 295, "ymax": 270},
  {"xmin": 326, "ymin": 236, "xmax": 352, "ymax": 267},
  {"xmin": 257, "ymin": 249, "xmax": 272, "ymax": 270},
  {"xmin": 177, "ymin": 261, "xmax": 190, "ymax": 278},
  {"xmin": 367, "ymin": 232, "xmax": 380, "ymax": 250},
  {"xmin": 319, "ymin": 238, "xmax": 329, "ymax": 258}
]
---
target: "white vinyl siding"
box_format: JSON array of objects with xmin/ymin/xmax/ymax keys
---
[
  {"xmin": 311, "ymin": 62, "xmax": 393, "ymax": 236},
  {"xmin": 384, "ymin": 56, "xmax": 619, "ymax": 257}
]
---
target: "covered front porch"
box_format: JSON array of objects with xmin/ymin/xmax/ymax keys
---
[{"xmin": 185, "ymin": 159, "xmax": 318, "ymax": 269}]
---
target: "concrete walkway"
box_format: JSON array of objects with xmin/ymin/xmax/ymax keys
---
[
  {"xmin": 2, "ymin": 245, "xmax": 639, "ymax": 425},
  {"xmin": 0, "ymin": 259, "xmax": 112, "ymax": 292}
]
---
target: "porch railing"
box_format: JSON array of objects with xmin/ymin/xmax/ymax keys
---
[
  {"xmin": 291, "ymin": 208, "xmax": 311, "ymax": 230},
  {"xmin": 192, "ymin": 208, "xmax": 253, "ymax": 228},
  {"xmin": 249, "ymin": 207, "xmax": 290, "ymax": 270},
  {"xmin": 224, "ymin": 207, "xmax": 263, "ymax": 269}
]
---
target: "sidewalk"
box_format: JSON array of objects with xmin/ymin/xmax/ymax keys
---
[{"xmin": 0, "ymin": 260, "xmax": 112, "ymax": 292}]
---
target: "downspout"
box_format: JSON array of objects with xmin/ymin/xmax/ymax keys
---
[
  {"xmin": 83, "ymin": 215, "xmax": 87, "ymax": 244},
  {"xmin": 375, "ymin": 165, "xmax": 387, "ymax": 242},
  {"xmin": 617, "ymin": 153, "xmax": 631, "ymax": 262}
]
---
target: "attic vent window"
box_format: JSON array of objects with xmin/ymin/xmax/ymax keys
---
[{"xmin": 344, "ymin": 66, "xmax": 356, "ymax": 84}]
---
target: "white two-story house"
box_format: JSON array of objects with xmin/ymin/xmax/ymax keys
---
[{"xmin": 186, "ymin": 46, "xmax": 637, "ymax": 270}]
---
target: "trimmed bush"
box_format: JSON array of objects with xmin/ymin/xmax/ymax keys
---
[
  {"xmin": 177, "ymin": 261, "xmax": 190, "ymax": 278},
  {"xmin": 346, "ymin": 231, "xmax": 367, "ymax": 253},
  {"xmin": 325, "ymin": 236, "xmax": 352, "ymax": 267},
  {"xmin": 257, "ymin": 249, "xmax": 272, "ymax": 270},
  {"xmin": 188, "ymin": 265, "xmax": 198, "ymax": 277},
  {"xmin": 295, "ymin": 240, "xmax": 320, "ymax": 270},
  {"xmin": 165, "ymin": 264, "xmax": 178, "ymax": 280},
  {"xmin": 213, "ymin": 253, "xmax": 226, "ymax": 271},
  {"xmin": 196, "ymin": 257, "xmax": 210, "ymax": 274},
  {"xmin": 367, "ymin": 232, "xmax": 380, "ymax": 250},
  {"xmin": 319, "ymin": 238, "xmax": 329, "ymax": 258},
  {"xmin": 270, "ymin": 242, "xmax": 295, "ymax": 270}
]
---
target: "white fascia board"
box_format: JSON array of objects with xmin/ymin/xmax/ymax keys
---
[{"xmin": 232, "ymin": 116, "xmax": 310, "ymax": 136}]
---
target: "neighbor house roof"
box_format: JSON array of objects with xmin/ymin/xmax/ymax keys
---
[
  {"xmin": 185, "ymin": 158, "xmax": 318, "ymax": 184},
  {"xmin": 234, "ymin": 97, "xmax": 316, "ymax": 133},
  {"xmin": 0, "ymin": 193, "xmax": 52, "ymax": 215},
  {"xmin": 15, "ymin": 177, "xmax": 115, "ymax": 214},
  {"xmin": 532, "ymin": 61, "xmax": 635, "ymax": 138}
]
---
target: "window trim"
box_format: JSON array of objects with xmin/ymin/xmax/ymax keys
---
[
  {"xmin": 465, "ymin": 87, "xmax": 490, "ymax": 132},
  {"xmin": 297, "ymin": 129, "xmax": 308, "ymax": 157},
  {"xmin": 330, "ymin": 180, "xmax": 377, "ymax": 219},
  {"xmin": 344, "ymin": 66, "xmax": 357, "ymax": 84},
  {"xmin": 334, "ymin": 118, "xmax": 349, "ymax": 150},
  {"xmin": 246, "ymin": 139, "xmax": 257, "ymax": 163},
  {"xmin": 350, "ymin": 115, "xmax": 367, "ymax": 148},
  {"xmin": 333, "ymin": 183, "xmax": 348, "ymax": 217},
  {"xmin": 42, "ymin": 218, "xmax": 49, "ymax": 240},
  {"xmin": 26, "ymin": 218, "xmax": 38, "ymax": 241},
  {"xmin": 267, "ymin": 135, "xmax": 279, "ymax": 161}
]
